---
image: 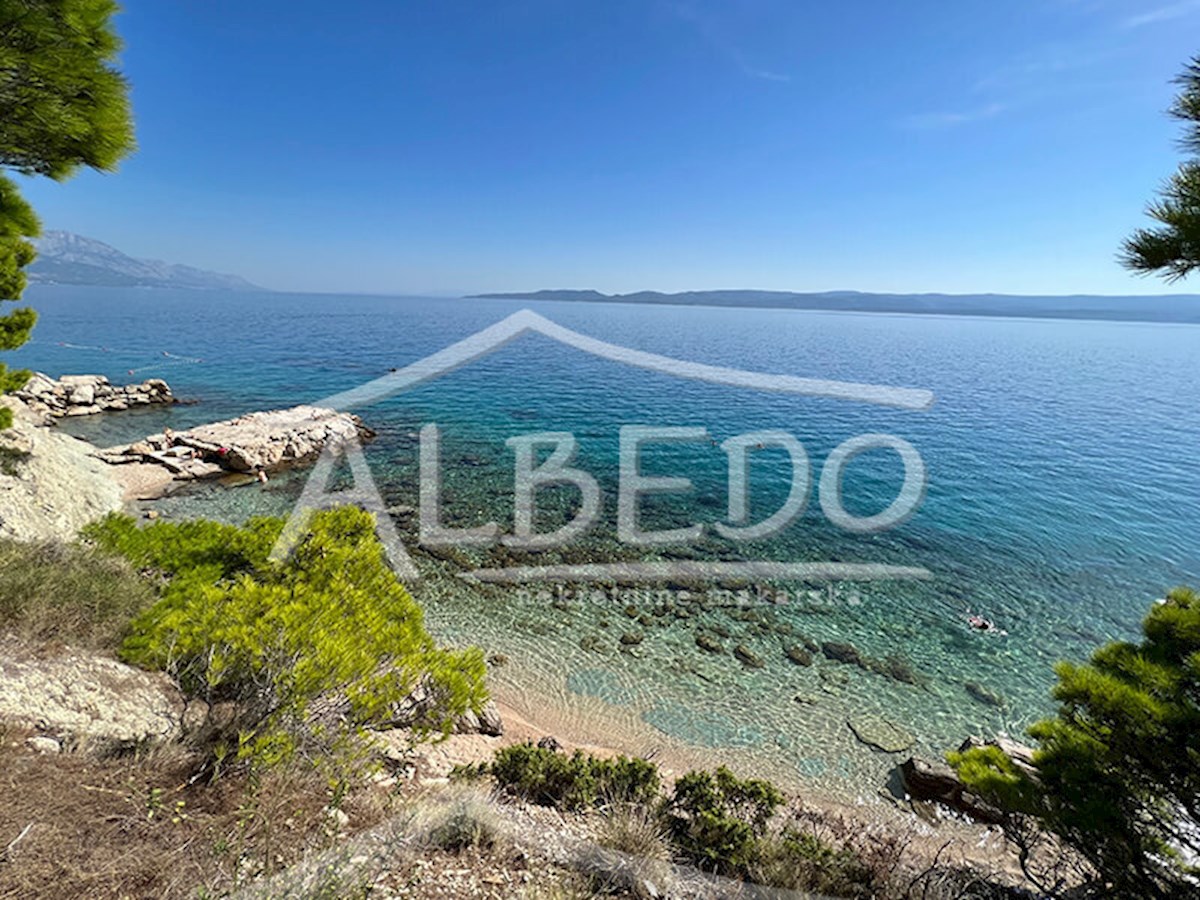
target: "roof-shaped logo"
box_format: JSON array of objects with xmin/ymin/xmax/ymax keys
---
[{"xmin": 272, "ymin": 309, "xmax": 935, "ymax": 585}]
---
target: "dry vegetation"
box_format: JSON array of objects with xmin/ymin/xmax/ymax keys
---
[
  {"xmin": 0, "ymin": 722, "xmax": 395, "ymax": 899},
  {"xmin": 0, "ymin": 539, "xmax": 156, "ymax": 651}
]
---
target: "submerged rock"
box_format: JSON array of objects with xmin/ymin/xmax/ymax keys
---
[
  {"xmin": 847, "ymin": 716, "xmax": 914, "ymax": 753},
  {"xmin": 866, "ymin": 653, "xmax": 923, "ymax": 686},
  {"xmin": 734, "ymin": 643, "xmax": 765, "ymax": 669},
  {"xmin": 579, "ymin": 634, "xmax": 607, "ymax": 654},
  {"xmin": 695, "ymin": 633, "xmax": 724, "ymax": 654},
  {"xmin": 821, "ymin": 641, "xmax": 865, "ymax": 666},
  {"xmin": 785, "ymin": 645, "xmax": 814, "ymax": 666},
  {"xmin": 964, "ymin": 681, "xmax": 1005, "ymax": 708}
]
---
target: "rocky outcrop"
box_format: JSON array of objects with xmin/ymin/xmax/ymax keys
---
[
  {"xmin": 898, "ymin": 756, "xmax": 1004, "ymax": 824},
  {"xmin": 100, "ymin": 405, "xmax": 374, "ymax": 480},
  {"xmin": 897, "ymin": 735, "xmax": 1038, "ymax": 824},
  {"xmin": 0, "ymin": 637, "xmax": 185, "ymax": 747},
  {"xmin": 311, "ymin": 673, "xmax": 504, "ymax": 739},
  {"xmin": 0, "ymin": 398, "xmax": 124, "ymax": 542},
  {"xmin": 957, "ymin": 734, "xmax": 1039, "ymax": 781},
  {"xmin": 15, "ymin": 372, "xmax": 173, "ymax": 421}
]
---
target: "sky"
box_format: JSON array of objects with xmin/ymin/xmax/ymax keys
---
[{"xmin": 16, "ymin": 0, "xmax": 1200, "ymax": 295}]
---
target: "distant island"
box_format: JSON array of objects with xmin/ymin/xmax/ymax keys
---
[
  {"xmin": 29, "ymin": 231, "xmax": 265, "ymax": 291},
  {"xmin": 469, "ymin": 289, "xmax": 1200, "ymax": 323}
]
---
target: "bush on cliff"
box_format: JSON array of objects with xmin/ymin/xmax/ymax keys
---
[
  {"xmin": 951, "ymin": 587, "xmax": 1200, "ymax": 899},
  {"xmin": 486, "ymin": 742, "xmax": 660, "ymax": 810},
  {"xmin": 86, "ymin": 507, "xmax": 488, "ymax": 769},
  {"xmin": 662, "ymin": 765, "xmax": 783, "ymax": 877}
]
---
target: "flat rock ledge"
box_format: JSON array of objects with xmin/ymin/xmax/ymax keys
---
[
  {"xmin": 15, "ymin": 372, "xmax": 174, "ymax": 421},
  {"xmin": 0, "ymin": 637, "xmax": 185, "ymax": 749},
  {"xmin": 99, "ymin": 405, "xmax": 374, "ymax": 481},
  {"xmin": 848, "ymin": 715, "xmax": 915, "ymax": 753}
]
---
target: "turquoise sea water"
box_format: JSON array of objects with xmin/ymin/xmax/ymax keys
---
[{"xmin": 14, "ymin": 285, "xmax": 1200, "ymax": 800}]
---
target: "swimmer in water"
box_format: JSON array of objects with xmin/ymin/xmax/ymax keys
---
[{"xmin": 965, "ymin": 610, "xmax": 1006, "ymax": 635}]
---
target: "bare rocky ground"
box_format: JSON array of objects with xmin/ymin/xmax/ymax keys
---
[
  {"xmin": 0, "ymin": 636, "xmax": 186, "ymax": 750},
  {"xmin": 0, "ymin": 398, "xmax": 124, "ymax": 542}
]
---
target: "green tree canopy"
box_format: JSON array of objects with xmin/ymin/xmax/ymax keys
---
[
  {"xmin": 952, "ymin": 587, "xmax": 1200, "ymax": 899},
  {"xmin": 1121, "ymin": 57, "xmax": 1200, "ymax": 282},
  {"xmin": 0, "ymin": 0, "xmax": 135, "ymax": 427},
  {"xmin": 87, "ymin": 507, "xmax": 489, "ymax": 770}
]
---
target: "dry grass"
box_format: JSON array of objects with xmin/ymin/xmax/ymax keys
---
[
  {"xmin": 519, "ymin": 872, "xmax": 603, "ymax": 899},
  {"xmin": 0, "ymin": 728, "xmax": 391, "ymax": 899},
  {"xmin": 593, "ymin": 804, "xmax": 671, "ymax": 863},
  {"xmin": 0, "ymin": 539, "xmax": 156, "ymax": 651},
  {"xmin": 407, "ymin": 783, "xmax": 508, "ymax": 853}
]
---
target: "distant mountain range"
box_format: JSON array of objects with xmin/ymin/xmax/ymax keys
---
[
  {"xmin": 28, "ymin": 231, "xmax": 264, "ymax": 291},
  {"xmin": 470, "ymin": 289, "xmax": 1200, "ymax": 324}
]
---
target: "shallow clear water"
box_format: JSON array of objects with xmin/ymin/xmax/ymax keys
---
[{"xmin": 14, "ymin": 285, "xmax": 1200, "ymax": 800}]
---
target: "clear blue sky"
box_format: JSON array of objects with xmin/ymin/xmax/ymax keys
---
[{"xmin": 17, "ymin": 0, "xmax": 1200, "ymax": 295}]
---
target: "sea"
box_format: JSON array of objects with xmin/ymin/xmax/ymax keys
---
[{"xmin": 12, "ymin": 284, "xmax": 1200, "ymax": 802}]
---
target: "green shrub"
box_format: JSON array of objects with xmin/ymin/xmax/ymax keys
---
[
  {"xmin": 84, "ymin": 512, "xmax": 279, "ymax": 584},
  {"xmin": 0, "ymin": 444, "xmax": 29, "ymax": 476},
  {"xmin": 89, "ymin": 507, "xmax": 488, "ymax": 769},
  {"xmin": 489, "ymin": 743, "xmax": 660, "ymax": 811},
  {"xmin": 662, "ymin": 766, "xmax": 783, "ymax": 877},
  {"xmin": 0, "ymin": 538, "xmax": 156, "ymax": 649},
  {"xmin": 751, "ymin": 829, "xmax": 873, "ymax": 897}
]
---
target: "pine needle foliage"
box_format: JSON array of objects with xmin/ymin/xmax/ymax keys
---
[
  {"xmin": 951, "ymin": 587, "xmax": 1200, "ymax": 899},
  {"xmin": 85, "ymin": 507, "xmax": 488, "ymax": 770},
  {"xmin": 0, "ymin": 1, "xmax": 136, "ymax": 425},
  {"xmin": 1122, "ymin": 58, "xmax": 1200, "ymax": 283}
]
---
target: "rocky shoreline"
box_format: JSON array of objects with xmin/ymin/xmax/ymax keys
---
[
  {"xmin": 0, "ymin": 374, "xmax": 371, "ymax": 538},
  {"xmin": 98, "ymin": 404, "xmax": 374, "ymax": 482},
  {"xmin": 15, "ymin": 371, "xmax": 175, "ymax": 421},
  {"xmin": 0, "ymin": 397, "xmax": 125, "ymax": 542}
]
